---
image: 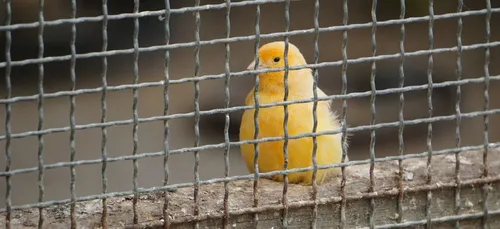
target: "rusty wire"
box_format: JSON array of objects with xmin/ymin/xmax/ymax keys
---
[
  {"xmin": 36, "ymin": 0, "xmax": 46, "ymax": 227},
  {"xmin": 251, "ymin": 2, "xmax": 262, "ymax": 229},
  {"xmin": 2, "ymin": 0, "xmax": 11, "ymax": 228},
  {"xmin": 161, "ymin": 0, "xmax": 171, "ymax": 228},
  {"xmin": 222, "ymin": 0, "xmax": 232, "ymax": 228},
  {"xmin": 0, "ymin": 0, "xmax": 499, "ymax": 228},
  {"xmin": 425, "ymin": 1, "xmax": 435, "ymax": 229},
  {"xmin": 100, "ymin": 0, "xmax": 110, "ymax": 227},
  {"xmin": 482, "ymin": 1, "xmax": 493, "ymax": 228},
  {"xmin": 310, "ymin": 0, "xmax": 321, "ymax": 227},
  {"xmin": 131, "ymin": 0, "xmax": 141, "ymax": 226},
  {"xmin": 193, "ymin": 1, "xmax": 202, "ymax": 228},
  {"xmin": 368, "ymin": 1, "xmax": 378, "ymax": 228},
  {"xmin": 69, "ymin": 0, "xmax": 78, "ymax": 228},
  {"xmin": 396, "ymin": 0, "xmax": 406, "ymax": 225},
  {"xmin": 454, "ymin": 1, "xmax": 464, "ymax": 228},
  {"xmin": 280, "ymin": 0, "xmax": 291, "ymax": 227},
  {"xmin": 339, "ymin": 0, "xmax": 349, "ymax": 228}
]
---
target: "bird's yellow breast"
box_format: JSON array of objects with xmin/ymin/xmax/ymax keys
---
[{"xmin": 239, "ymin": 88, "xmax": 343, "ymax": 185}]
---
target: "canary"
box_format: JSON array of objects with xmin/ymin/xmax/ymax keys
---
[{"xmin": 239, "ymin": 41, "xmax": 347, "ymax": 185}]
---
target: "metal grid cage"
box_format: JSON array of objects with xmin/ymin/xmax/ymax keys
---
[{"xmin": 0, "ymin": 0, "xmax": 499, "ymax": 228}]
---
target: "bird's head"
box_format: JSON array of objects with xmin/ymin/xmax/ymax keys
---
[
  {"xmin": 246, "ymin": 41, "xmax": 310, "ymax": 91},
  {"xmin": 247, "ymin": 41, "xmax": 307, "ymax": 72}
]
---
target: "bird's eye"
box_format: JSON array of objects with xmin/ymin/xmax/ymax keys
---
[{"xmin": 273, "ymin": 57, "xmax": 280, "ymax": 62}]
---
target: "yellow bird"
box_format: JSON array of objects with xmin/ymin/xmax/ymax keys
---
[{"xmin": 239, "ymin": 41, "xmax": 347, "ymax": 185}]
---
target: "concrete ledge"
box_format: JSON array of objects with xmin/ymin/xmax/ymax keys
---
[{"xmin": 2, "ymin": 148, "xmax": 500, "ymax": 228}]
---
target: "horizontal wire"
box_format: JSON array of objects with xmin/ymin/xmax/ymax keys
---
[
  {"xmin": 0, "ymin": 0, "xmax": 296, "ymax": 32},
  {"xmin": 1, "ymin": 143, "xmax": 499, "ymax": 212},
  {"xmin": 1, "ymin": 40, "xmax": 498, "ymax": 105},
  {"xmin": 0, "ymin": 108, "xmax": 498, "ymax": 177},
  {"xmin": 374, "ymin": 209, "xmax": 500, "ymax": 229},
  {"xmin": 0, "ymin": 74, "xmax": 499, "ymax": 141},
  {"xmin": 0, "ymin": 9, "xmax": 498, "ymax": 69}
]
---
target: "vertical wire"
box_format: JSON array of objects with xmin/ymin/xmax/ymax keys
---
[
  {"xmin": 481, "ymin": 0, "xmax": 492, "ymax": 228},
  {"xmin": 193, "ymin": 1, "xmax": 202, "ymax": 228},
  {"xmin": 368, "ymin": 1, "xmax": 378, "ymax": 228},
  {"xmin": 281, "ymin": 0, "xmax": 291, "ymax": 228},
  {"xmin": 100, "ymin": 0, "xmax": 109, "ymax": 228},
  {"xmin": 425, "ymin": 1, "xmax": 435, "ymax": 229},
  {"xmin": 396, "ymin": 0, "xmax": 406, "ymax": 224},
  {"xmin": 69, "ymin": 0, "xmax": 78, "ymax": 228},
  {"xmin": 3, "ymin": 0, "xmax": 12, "ymax": 228},
  {"xmin": 339, "ymin": 0, "xmax": 349, "ymax": 228},
  {"xmin": 251, "ymin": 3, "xmax": 262, "ymax": 228},
  {"xmin": 36, "ymin": 0, "xmax": 46, "ymax": 228},
  {"xmin": 310, "ymin": 0, "xmax": 320, "ymax": 228},
  {"xmin": 454, "ymin": 2, "xmax": 464, "ymax": 228},
  {"xmin": 162, "ymin": 1, "xmax": 171, "ymax": 228},
  {"xmin": 131, "ymin": 0, "xmax": 141, "ymax": 225},
  {"xmin": 222, "ymin": 1, "xmax": 232, "ymax": 228}
]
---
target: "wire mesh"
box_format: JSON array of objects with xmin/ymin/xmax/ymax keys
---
[{"xmin": 1, "ymin": 0, "xmax": 500, "ymax": 228}]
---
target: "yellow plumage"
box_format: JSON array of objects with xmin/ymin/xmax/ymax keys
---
[{"xmin": 239, "ymin": 41, "xmax": 347, "ymax": 185}]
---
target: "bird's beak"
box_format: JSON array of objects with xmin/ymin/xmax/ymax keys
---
[{"xmin": 247, "ymin": 60, "xmax": 262, "ymax": 70}]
